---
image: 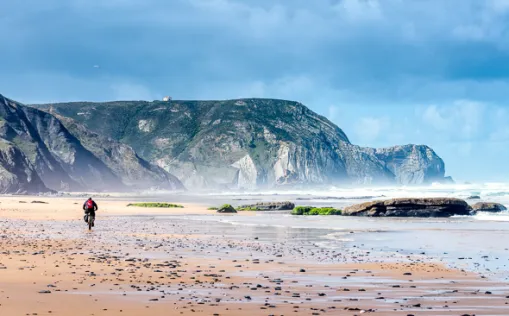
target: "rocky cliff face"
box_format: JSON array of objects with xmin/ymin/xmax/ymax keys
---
[
  {"xmin": 53, "ymin": 114, "xmax": 184, "ymax": 191},
  {"xmin": 0, "ymin": 139, "xmax": 50, "ymax": 194},
  {"xmin": 0, "ymin": 94, "xmax": 183, "ymax": 193},
  {"xmin": 34, "ymin": 98, "xmax": 451, "ymax": 190},
  {"xmin": 353, "ymin": 144, "xmax": 446, "ymax": 185}
]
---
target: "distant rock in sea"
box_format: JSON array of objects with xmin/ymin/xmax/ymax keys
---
[
  {"xmin": 471, "ymin": 202, "xmax": 507, "ymax": 213},
  {"xmin": 343, "ymin": 198, "xmax": 472, "ymax": 217},
  {"xmin": 238, "ymin": 201, "xmax": 295, "ymax": 211}
]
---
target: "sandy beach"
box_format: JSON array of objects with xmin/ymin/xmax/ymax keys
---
[
  {"xmin": 5, "ymin": 1, "xmax": 509, "ymax": 315},
  {"xmin": 1, "ymin": 195, "xmax": 509, "ymax": 315}
]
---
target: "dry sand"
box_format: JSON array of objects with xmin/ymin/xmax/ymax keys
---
[
  {"xmin": 1, "ymin": 196, "xmax": 508, "ymax": 315},
  {"xmin": 0, "ymin": 196, "xmax": 217, "ymax": 220}
]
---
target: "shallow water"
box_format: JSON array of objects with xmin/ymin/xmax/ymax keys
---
[
  {"xmin": 89, "ymin": 183, "xmax": 509, "ymax": 280},
  {"xmin": 159, "ymin": 212, "xmax": 509, "ymax": 278}
]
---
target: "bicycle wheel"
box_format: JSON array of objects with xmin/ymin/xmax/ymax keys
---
[{"xmin": 88, "ymin": 215, "xmax": 93, "ymax": 230}]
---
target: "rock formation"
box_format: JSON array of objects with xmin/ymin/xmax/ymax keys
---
[
  {"xmin": 53, "ymin": 114, "xmax": 184, "ymax": 191},
  {"xmin": 0, "ymin": 139, "xmax": 50, "ymax": 194},
  {"xmin": 471, "ymin": 202, "xmax": 507, "ymax": 213},
  {"xmin": 217, "ymin": 204, "xmax": 237, "ymax": 213},
  {"xmin": 238, "ymin": 201, "xmax": 295, "ymax": 211},
  {"xmin": 343, "ymin": 198, "xmax": 472, "ymax": 217}
]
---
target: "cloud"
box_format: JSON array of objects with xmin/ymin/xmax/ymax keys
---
[
  {"xmin": 487, "ymin": 0, "xmax": 509, "ymax": 13},
  {"xmin": 420, "ymin": 100, "xmax": 485, "ymax": 140},
  {"xmin": 455, "ymin": 141, "xmax": 474, "ymax": 156},
  {"xmin": 488, "ymin": 107, "xmax": 509, "ymax": 142},
  {"xmin": 333, "ymin": 0, "xmax": 383, "ymax": 21},
  {"xmin": 3, "ymin": 0, "xmax": 509, "ymax": 104},
  {"xmin": 455, "ymin": 100, "xmax": 485, "ymax": 136},
  {"xmin": 422, "ymin": 105, "xmax": 449, "ymax": 131},
  {"xmin": 354, "ymin": 116, "xmax": 390, "ymax": 143},
  {"xmin": 3, "ymin": 1, "xmax": 509, "ymax": 181},
  {"xmin": 110, "ymin": 83, "xmax": 157, "ymax": 101},
  {"xmin": 328, "ymin": 105, "xmax": 339, "ymax": 122},
  {"xmin": 489, "ymin": 127, "xmax": 509, "ymax": 142}
]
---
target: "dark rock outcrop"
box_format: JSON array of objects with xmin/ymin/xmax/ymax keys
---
[
  {"xmin": 33, "ymin": 98, "xmax": 452, "ymax": 190},
  {"xmin": 238, "ymin": 201, "xmax": 295, "ymax": 211},
  {"xmin": 343, "ymin": 198, "xmax": 472, "ymax": 217},
  {"xmin": 471, "ymin": 202, "xmax": 507, "ymax": 213},
  {"xmin": 217, "ymin": 205, "xmax": 237, "ymax": 213}
]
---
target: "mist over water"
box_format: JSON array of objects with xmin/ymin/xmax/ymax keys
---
[{"xmin": 210, "ymin": 182, "xmax": 509, "ymax": 199}]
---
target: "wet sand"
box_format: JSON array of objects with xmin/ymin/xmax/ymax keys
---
[{"xmin": 1, "ymin": 196, "xmax": 509, "ymax": 315}]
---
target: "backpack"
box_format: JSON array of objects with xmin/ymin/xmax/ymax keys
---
[{"xmin": 86, "ymin": 200, "xmax": 94, "ymax": 209}]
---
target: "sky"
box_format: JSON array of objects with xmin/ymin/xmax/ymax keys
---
[{"xmin": 2, "ymin": 0, "xmax": 509, "ymax": 182}]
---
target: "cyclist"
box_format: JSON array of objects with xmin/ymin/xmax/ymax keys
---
[{"xmin": 83, "ymin": 197, "xmax": 98, "ymax": 228}]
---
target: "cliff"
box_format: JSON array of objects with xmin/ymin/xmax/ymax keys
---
[
  {"xmin": 0, "ymin": 94, "xmax": 183, "ymax": 193},
  {"xmin": 33, "ymin": 98, "xmax": 450, "ymax": 190},
  {"xmin": 0, "ymin": 139, "xmax": 50, "ymax": 194}
]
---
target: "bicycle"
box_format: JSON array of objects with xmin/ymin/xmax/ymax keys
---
[
  {"xmin": 88, "ymin": 213, "xmax": 95, "ymax": 230},
  {"xmin": 84, "ymin": 212, "xmax": 95, "ymax": 231}
]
